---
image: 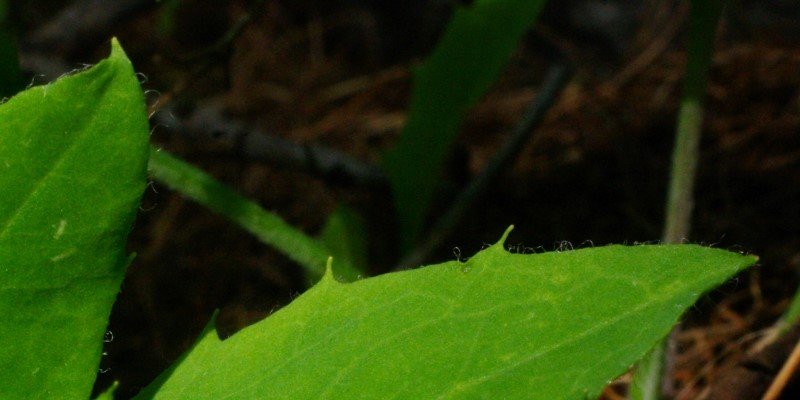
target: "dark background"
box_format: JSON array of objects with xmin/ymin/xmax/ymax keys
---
[{"xmin": 6, "ymin": 0, "xmax": 800, "ymax": 398}]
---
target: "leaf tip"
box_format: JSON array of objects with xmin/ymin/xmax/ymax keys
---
[
  {"xmin": 204, "ymin": 309, "xmax": 220, "ymax": 334},
  {"xmin": 742, "ymin": 253, "xmax": 759, "ymax": 270},
  {"xmin": 495, "ymin": 225, "xmax": 514, "ymax": 248},
  {"xmin": 110, "ymin": 37, "xmax": 123, "ymax": 55},
  {"xmin": 96, "ymin": 381, "xmax": 119, "ymax": 400},
  {"xmin": 322, "ymin": 257, "xmax": 337, "ymax": 283},
  {"xmin": 109, "ymin": 37, "xmax": 132, "ymax": 65}
]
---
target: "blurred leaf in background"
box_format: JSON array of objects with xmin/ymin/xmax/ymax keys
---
[
  {"xmin": 157, "ymin": 0, "xmax": 182, "ymax": 37},
  {"xmin": 383, "ymin": 0, "xmax": 548, "ymax": 252}
]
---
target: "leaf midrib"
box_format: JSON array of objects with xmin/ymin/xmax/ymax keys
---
[{"xmin": 0, "ymin": 76, "xmax": 113, "ymax": 239}]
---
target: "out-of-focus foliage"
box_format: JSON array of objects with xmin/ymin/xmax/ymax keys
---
[{"xmin": 383, "ymin": 0, "xmax": 549, "ymax": 251}]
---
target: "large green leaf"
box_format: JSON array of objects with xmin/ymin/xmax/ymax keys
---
[
  {"xmin": 383, "ymin": 0, "xmax": 548, "ymax": 250},
  {"xmin": 138, "ymin": 228, "xmax": 755, "ymax": 399},
  {"xmin": 0, "ymin": 40, "xmax": 149, "ymax": 399}
]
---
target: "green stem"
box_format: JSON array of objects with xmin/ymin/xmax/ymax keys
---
[
  {"xmin": 630, "ymin": 1, "xmax": 722, "ymax": 399},
  {"xmin": 662, "ymin": 99, "xmax": 703, "ymax": 243},
  {"xmin": 629, "ymin": 343, "xmax": 665, "ymax": 400},
  {"xmin": 148, "ymin": 146, "xmax": 356, "ymax": 282},
  {"xmin": 662, "ymin": 0, "xmax": 721, "ymax": 244}
]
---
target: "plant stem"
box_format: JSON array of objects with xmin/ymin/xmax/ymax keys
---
[
  {"xmin": 663, "ymin": 0, "xmax": 721, "ymax": 244},
  {"xmin": 630, "ymin": 1, "xmax": 722, "ymax": 399},
  {"xmin": 662, "ymin": 98, "xmax": 703, "ymax": 243},
  {"xmin": 628, "ymin": 343, "xmax": 665, "ymax": 400},
  {"xmin": 662, "ymin": 0, "xmax": 721, "ymax": 244},
  {"xmin": 148, "ymin": 146, "xmax": 358, "ymax": 282}
]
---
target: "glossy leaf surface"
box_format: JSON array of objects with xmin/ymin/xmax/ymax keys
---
[
  {"xmin": 140, "ymin": 229, "xmax": 755, "ymax": 399},
  {"xmin": 0, "ymin": 40, "xmax": 149, "ymax": 399}
]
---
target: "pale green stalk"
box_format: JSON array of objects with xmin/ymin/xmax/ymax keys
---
[
  {"xmin": 148, "ymin": 146, "xmax": 359, "ymax": 282},
  {"xmin": 629, "ymin": 344, "xmax": 665, "ymax": 400},
  {"xmin": 662, "ymin": 99, "xmax": 704, "ymax": 243},
  {"xmin": 629, "ymin": 1, "xmax": 723, "ymax": 399}
]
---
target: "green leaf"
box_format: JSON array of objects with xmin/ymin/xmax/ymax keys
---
[
  {"xmin": 319, "ymin": 204, "xmax": 369, "ymax": 280},
  {"xmin": 138, "ymin": 228, "xmax": 756, "ymax": 399},
  {"xmin": 383, "ymin": 0, "xmax": 548, "ymax": 250},
  {"xmin": 0, "ymin": 40, "xmax": 149, "ymax": 399}
]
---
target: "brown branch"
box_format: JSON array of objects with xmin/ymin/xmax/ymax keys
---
[{"xmin": 152, "ymin": 102, "xmax": 387, "ymax": 189}]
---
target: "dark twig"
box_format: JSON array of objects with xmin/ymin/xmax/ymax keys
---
[
  {"xmin": 397, "ymin": 61, "xmax": 572, "ymax": 269},
  {"xmin": 153, "ymin": 102, "xmax": 387, "ymax": 189},
  {"xmin": 18, "ymin": 0, "xmax": 383, "ymax": 188},
  {"xmin": 762, "ymin": 336, "xmax": 800, "ymax": 400}
]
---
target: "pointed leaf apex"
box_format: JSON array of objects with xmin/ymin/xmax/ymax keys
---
[
  {"xmin": 204, "ymin": 310, "xmax": 220, "ymax": 336},
  {"xmin": 495, "ymin": 225, "xmax": 514, "ymax": 248},
  {"xmin": 109, "ymin": 38, "xmax": 132, "ymax": 66},
  {"xmin": 110, "ymin": 37, "xmax": 123, "ymax": 55},
  {"xmin": 322, "ymin": 257, "xmax": 336, "ymax": 283}
]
